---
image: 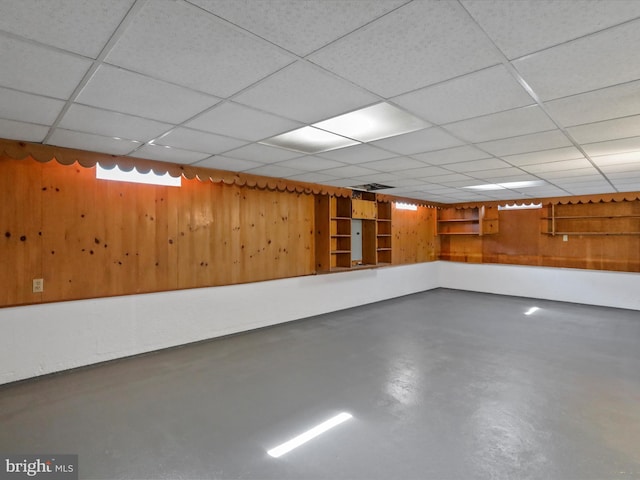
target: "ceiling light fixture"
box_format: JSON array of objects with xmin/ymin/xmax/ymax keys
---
[
  {"xmin": 464, "ymin": 180, "xmax": 546, "ymax": 191},
  {"xmin": 313, "ymin": 102, "xmax": 429, "ymax": 142},
  {"xmin": 96, "ymin": 164, "xmax": 181, "ymax": 187},
  {"xmin": 260, "ymin": 103, "xmax": 429, "ymax": 154},
  {"xmin": 260, "ymin": 126, "xmax": 359, "ymax": 154}
]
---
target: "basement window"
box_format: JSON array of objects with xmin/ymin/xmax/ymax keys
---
[
  {"xmin": 498, "ymin": 203, "xmax": 542, "ymax": 211},
  {"xmin": 96, "ymin": 164, "xmax": 182, "ymax": 187}
]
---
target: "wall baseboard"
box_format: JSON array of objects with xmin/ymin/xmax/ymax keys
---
[{"xmin": 1, "ymin": 261, "xmax": 638, "ymax": 386}]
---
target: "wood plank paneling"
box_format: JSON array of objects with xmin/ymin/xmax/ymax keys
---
[
  {"xmin": 0, "ymin": 157, "xmax": 316, "ymax": 307},
  {"xmin": 0, "ymin": 157, "xmax": 43, "ymax": 306},
  {"xmin": 392, "ymin": 206, "xmax": 438, "ymax": 264}
]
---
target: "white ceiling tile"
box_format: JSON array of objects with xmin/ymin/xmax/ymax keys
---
[
  {"xmin": 317, "ymin": 144, "xmax": 395, "ymax": 164},
  {"xmin": 545, "ymin": 80, "xmax": 640, "ymax": 127},
  {"xmin": 412, "ymin": 145, "xmax": 490, "ymax": 165},
  {"xmin": 555, "ymin": 175, "xmax": 609, "ymax": 189},
  {"xmin": 316, "ymin": 178, "xmax": 363, "ymax": 187},
  {"xmin": 514, "ymin": 19, "xmax": 640, "ymax": 100},
  {"xmin": 371, "ymin": 127, "xmax": 463, "ymax": 155},
  {"xmin": 0, "ymin": 118, "xmax": 48, "ymax": 142},
  {"xmin": 0, "ymin": 0, "xmax": 134, "ymax": 58},
  {"xmin": 186, "ymin": 102, "xmax": 303, "ymax": 142},
  {"xmin": 445, "ymin": 106, "xmax": 556, "ymax": 143},
  {"xmin": 0, "ymin": 87, "xmax": 65, "ymax": 125},
  {"xmin": 318, "ymin": 165, "xmax": 381, "ymax": 178},
  {"xmin": 192, "ymin": 156, "xmax": 265, "ymax": 172},
  {"xmin": 286, "ymin": 172, "xmax": 341, "ymax": 184},
  {"xmin": 351, "ymin": 173, "xmax": 400, "ymax": 184},
  {"xmin": 501, "ymin": 147, "xmax": 585, "ymax": 166},
  {"xmin": 392, "ymin": 65, "xmax": 533, "ymax": 124},
  {"xmin": 565, "ymin": 186, "xmax": 616, "ymax": 195},
  {"xmin": 155, "ymin": 128, "xmax": 247, "ymax": 155},
  {"xmin": 614, "ymin": 182, "xmax": 640, "ymax": 192},
  {"xmin": 47, "ymin": 129, "xmax": 140, "ymax": 156},
  {"xmin": 233, "ymin": 61, "xmax": 378, "ymax": 123},
  {"xmin": 607, "ymin": 171, "xmax": 640, "ymax": 181},
  {"xmin": 0, "ymin": 36, "xmax": 92, "ymax": 99},
  {"xmin": 388, "ymin": 179, "xmax": 430, "ymax": 188},
  {"xmin": 445, "ymin": 158, "xmax": 512, "ymax": 173},
  {"xmin": 591, "ymin": 151, "xmax": 640, "ymax": 166},
  {"xmin": 244, "ymin": 164, "xmax": 306, "ymax": 178},
  {"xmin": 191, "ymin": 0, "xmax": 406, "ymax": 56},
  {"xmin": 477, "ymin": 130, "xmax": 572, "ymax": 156},
  {"xmin": 129, "ymin": 145, "xmax": 211, "ymax": 164},
  {"xmin": 469, "ymin": 167, "xmax": 529, "ymax": 179},
  {"xmin": 582, "ymin": 136, "xmax": 640, "ymax": 157},
  {"xmin": 396, "ymin": 166, "xmax": 452, "ymax": 178},
  {"xmin": 428, "ymin": 173, "xmax": 477, "ymax": 184},
  {"xmin": 568, "ymin": 115, "xmax": 640, "ymax": 145},
  {"xmin": 535, "ymin": 168, "xmax": 601, "ymax": 180},
  {"xmin": 105, "ymin": 0, "xmax": 293, "ymax": 97},
  {"xmin": 275, "ymin": 156, "xmax": 346, "ymax": 172},
  {"xmin": 224, "ymin": 143, "xmax": 302, "ymax": 163},
  {"xmin": 462, "ymin": 0, "xmax": 640, "ymax": 59},
  {"xmin": 596, "ymin": 162, "xmax": 640, "ymax": 174},
  {"xmin": 76, "ymin": 65, "xmax": 220, "ymax": 123},
  {"xmin": 59, "ymin": 104, "xmax": 172, "ymax": 142},
  {"xmin": 309, "ymin": 1, "xmax": 501, "ymax": 97},
  {"xmin": 521, "ymin": 158, "xmax": 595, "ymax": 174},
  {"xmin": 359, "ymin": 157, "xmax": 428, "ymax": 172}
]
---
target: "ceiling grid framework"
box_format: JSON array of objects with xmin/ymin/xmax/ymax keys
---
[{"xmin": 1, "ymin": 0, "xmax": 640, "ymax": 203}]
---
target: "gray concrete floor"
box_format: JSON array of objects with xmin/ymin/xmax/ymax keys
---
[{"xmin": 1, "ymin": 288, "xmax": 640, "ymax": 479}]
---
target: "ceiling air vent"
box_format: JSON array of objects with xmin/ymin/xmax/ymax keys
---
[{"xmin": 350, "ymin": 183, "xmax": 394, "ymax": 191}]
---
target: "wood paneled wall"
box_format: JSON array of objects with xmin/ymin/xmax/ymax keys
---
[
  {"xmin": 0, "ymin": 157, "xmax": 314, "ymax": 307},
  {"xmin": 446, "ymin": 204, "xmax": 640, "ymax": 272},
  {"xmin": 392, "ymin": 205, "xmax": 439, "ymax": 264}
]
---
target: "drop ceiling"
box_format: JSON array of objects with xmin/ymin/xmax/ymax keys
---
[{"xmin": 1, "ymin": 0, "xmax": 640, "ymax": 203}]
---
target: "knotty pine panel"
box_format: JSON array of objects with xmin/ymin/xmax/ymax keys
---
[
  {"xmin": 392, "ymin": 206, "xmax": 438, "ymax": 264},
  {"xmin": 0, "ymin": 157, "xmax": 43, "ymax": 306}
]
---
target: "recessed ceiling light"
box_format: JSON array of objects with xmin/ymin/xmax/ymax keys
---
[
  {"xmin": 313, "ymin": 103, "xmax": 429, "ymax": 142},
  {"xmin": 464, "ymin": 180, "xmax": 546, "ymax": 191},
  {"xmin": 260, "ymin": 126, "xmax": 359, "ymax": 154}
]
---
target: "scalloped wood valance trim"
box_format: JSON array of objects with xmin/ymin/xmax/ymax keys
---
[
  {"xmin": 0, "ymin": 138, "xmax": 354, "ymax": 197},
  {"xmin": 444, "ymin": 192, "xmax": 640, "ymax": 209}
]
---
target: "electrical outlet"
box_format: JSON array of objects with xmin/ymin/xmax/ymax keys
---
[
  {"xmin": 32, "ymin": 278, "xmax": 44, "ymax": 293},
  {"xmin": 563, "ymin": 234, "xmax": 568, "ymax": 242}
]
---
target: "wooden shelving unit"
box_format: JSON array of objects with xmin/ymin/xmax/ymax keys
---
[
  {"xmin": 315, "ymin": 195, "xmax": 352, "ymax": 271},
  {"xmin": 541, "ymin": 203, "xmax": 640, "ymax": 236},
  {"xmin": 437, "ymin": 205, "xmax": 498, "ymax": 236},
  {"xmin": 376, "ymin": 201, "xmax": 392, "ymax": 265}
]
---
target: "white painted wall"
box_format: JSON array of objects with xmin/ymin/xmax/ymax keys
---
[
  {"xmin": 438, "ymin": 262, "xmax": 640, "ymax": 311},
  {"xmin": 1, "ymin": 261, "xmax": 638, "ymax": 386},
  {"xmin": 0, "ymin": 263, "xmax": 439, "ymax": 385}
]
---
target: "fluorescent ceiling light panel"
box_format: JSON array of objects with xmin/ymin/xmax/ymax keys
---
[
  {"xmin": 465, "ymin": 180, "xmax": 546, "ymax": 191},
  {"xmin": 96, "ymin": 164, "xmax": 181, "ymax": 187},
  {"xmin": 395, "ymin": 202, "xmax": 418, "ymax": 211},
  {"xmin": 267, "ymin": 412, "xmax": 353, "ymax": 458},
  {"xmin": 314, "ymin": 103, "xmax": 429, "ymax": 142},
  {"xmin": 260, "ymin": 126, "xmax": 359, "ymax": 154}
]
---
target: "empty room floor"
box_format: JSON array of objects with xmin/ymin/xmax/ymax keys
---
[{"xmin": 1, "ymin": 288, "xmax": 639, "ymax": 479}]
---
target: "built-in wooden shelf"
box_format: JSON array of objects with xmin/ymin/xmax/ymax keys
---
[
  {"xmin": 437, "ymin": 205, "xmax": 498, "ymax": 236},
  {"xmin": 541, "ymin": 203, "xmax": 640, "ymax": 236}
]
